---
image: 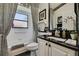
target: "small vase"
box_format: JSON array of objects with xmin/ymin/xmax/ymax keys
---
[{"xmin": 70, "ymin": 33, "xmax": 78, "ymax": 40}]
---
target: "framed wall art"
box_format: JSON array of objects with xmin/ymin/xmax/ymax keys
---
[{"xmin": 39, "ymin": 9, "xmax": 46, "ymax": 21}]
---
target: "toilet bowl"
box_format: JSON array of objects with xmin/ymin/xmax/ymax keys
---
[{"xmin": 26, "ymin": 42, "xmax": 38, "ymax": 56}]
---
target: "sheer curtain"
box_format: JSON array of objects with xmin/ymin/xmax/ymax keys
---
[
  {"xmin": 31, "ymin": 4, "xmax": 39, "ymax": 42},
  {"xmin": 0, "ymin": 3, "xmax": 17, "ymax": 56}
]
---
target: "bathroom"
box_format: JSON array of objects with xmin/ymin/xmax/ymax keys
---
[{"xmin": 0, "ymin": 3, "xmax": 79, "ymax": 56}]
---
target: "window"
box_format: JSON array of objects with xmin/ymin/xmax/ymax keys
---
[
  {"xmin": 13, "ymin": 12, "xmax": 28, "ymax": 28},
  {"xmin": 14, "ymin": 13, "xmax": 27, "ymax": 21}
]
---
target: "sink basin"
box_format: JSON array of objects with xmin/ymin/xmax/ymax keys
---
[
  {"xmin": 65, "ymin": 39, "xmax": 76, "ymax": 46},
  {"xmin": 47, "ymin": 37, "xmax": 66, "ymax": 42}
]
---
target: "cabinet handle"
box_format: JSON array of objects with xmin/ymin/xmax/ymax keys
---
[
  {"xmin": 49, "ymin": 44, "xmax": 51, "ymax": 47},
  {"xmin": 46, "ymin": 43, "xmax": 48, "ymax": 45}
]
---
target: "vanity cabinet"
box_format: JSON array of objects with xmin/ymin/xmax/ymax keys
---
[{"xmin": 37, "ymin": 38, "xmax": 75, "ymax": 56}]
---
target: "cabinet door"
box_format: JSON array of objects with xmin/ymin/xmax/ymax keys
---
[
  {"xmin": 51, "ymin": 47, "xmax": 67, "ymax": 56},
  {"xmin": 51, "ymin": 43, "xmax": 75, "ymax": 56},
  {"xmin": 66, "ymin": 50, "xmax": 75, "ymax": 56},
  {"xmin": 51, "ymin": 43, "xmax": 67, "ymax": 56},
  {"xmin": 37, "ymin": 38, "xmax": 49, "ymax": 56},
  {"xmin": 48, "ymin": 42, "xmax": 52, "ymax": 56}
]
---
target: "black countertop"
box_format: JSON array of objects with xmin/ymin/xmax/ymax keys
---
[{"xmin": 38, "ymin": 35, "xmax": 79, "ymax": 51}]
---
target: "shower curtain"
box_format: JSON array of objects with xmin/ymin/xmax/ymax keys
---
[
  {"xmin": 31, "ymin": 4, "xmax": 39, "ymax": 42},
  {"xmin": 0, "ymin": 3, "xmax": 17, "ymax": 56}
]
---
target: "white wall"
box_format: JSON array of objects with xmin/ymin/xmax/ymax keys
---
[
  {"xmin": 38, "ymin": 3, "xmax": 49, "ymax": 27},
  {"xmin": 52, "ymin": 3, "xmax": 76, "ymax": 30},
  {"xmin": 7, "ymin": 5, "xmax": 34, "ymax": 48}
]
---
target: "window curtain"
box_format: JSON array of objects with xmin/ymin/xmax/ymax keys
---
[
  {"xmin": 0, "ymin": 3, "xmax": 17, "ymax": 56},
  {"xmin": 31, "ymin": 4, "xmax": 39, "ymax": 42}
]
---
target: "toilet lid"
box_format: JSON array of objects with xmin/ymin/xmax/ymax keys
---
[{"xmin": 27, "ymin": 42, "xmax": 38, "ymax": 47}]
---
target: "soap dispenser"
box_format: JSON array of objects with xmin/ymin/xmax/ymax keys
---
[{"xmin": 62, "ymin": 29, "xmax": 66, "ymax": 38}]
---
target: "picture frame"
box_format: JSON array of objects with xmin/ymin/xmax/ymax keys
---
[
  {"xmin": 39, "ymin": 9, "xmax": 46, "ymax": 21},
  {"xmin": 57, "ymin": 16, "xmax": 62, "ymax": 23}
]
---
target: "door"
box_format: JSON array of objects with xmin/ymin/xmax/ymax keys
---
[{"xmin": 37, "ymin": 38, "xmax": 49, "ymax": 56}]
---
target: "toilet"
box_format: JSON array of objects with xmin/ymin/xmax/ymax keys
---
[{"xmin": 26, "ymin": 42, "xmax": 38, "ymax": 56}]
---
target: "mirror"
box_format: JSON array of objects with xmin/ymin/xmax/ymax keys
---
[{"xmin": 49, "ymin": 3, "xmax": 76, "ymax": 31}]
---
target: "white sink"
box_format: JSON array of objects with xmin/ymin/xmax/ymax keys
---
[
  {"xmin": 47, "ymin": 37, "xmax": 66, "ymax": 42},
  {"xmin": 65, "ymin": 39, "xmax": 76, "ymax": 46}
]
